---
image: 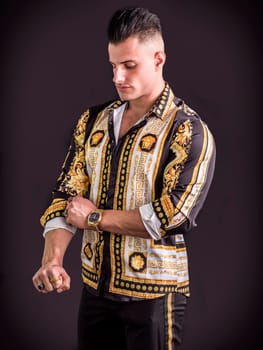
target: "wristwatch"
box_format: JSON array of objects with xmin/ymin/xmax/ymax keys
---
[{"xmin": 86, "ymin": 210, "xmax": 103, "ymax": 231}]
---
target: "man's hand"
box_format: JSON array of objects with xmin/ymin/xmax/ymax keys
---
[
  {"xmin": 32, "ymin": 263, "xmax": 71, "ymax": 294},
  {"xmin": 65, "ymin": 196, "xmax": 97, "ymax": 228},
  {"xmin": 32, "ymin": 228, "xmax": 73, "ymax": 294}
]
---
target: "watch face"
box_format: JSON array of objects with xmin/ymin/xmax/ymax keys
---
[{"xmin": 89, "ymin": 212, "xmax": 100, "ymax": 223}]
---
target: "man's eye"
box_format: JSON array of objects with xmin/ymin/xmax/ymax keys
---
[{"xmin": 125, "ymin": 64, "xmax": 136, "ymax": 69}]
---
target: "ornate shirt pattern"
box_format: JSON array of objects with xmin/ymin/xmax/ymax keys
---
[
  {"xmin": 40, "ymin": 84, "xmax": 216, "ymax": 299},
  {"xmin": 40, "ymin": 110, "xmax": 91, "ymax": 226}
]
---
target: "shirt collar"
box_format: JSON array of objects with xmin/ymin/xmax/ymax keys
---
[
  {"xmin": 107, "ymin": 82, "xmax": 175, "ymax": 120},
  {"xmin": 147, "ymin": 82, "xmax": 174, "ymax": 119}
]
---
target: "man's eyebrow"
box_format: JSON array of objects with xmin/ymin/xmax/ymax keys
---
[{"xmin": 109, "ymin": 60, "xmax": 137, "ymax": 64}]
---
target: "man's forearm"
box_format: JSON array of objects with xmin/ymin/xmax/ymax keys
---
[
  {"xmin": 42, "ymin": 228, "xmax": 73, "ymax": 265},
  {"xmin": 99, "ymin": 208, "xmax": 151, "ymax": 238},
  {"xmin": 63, "ymin": 196, "xmax": 153, "ymax": 238}
]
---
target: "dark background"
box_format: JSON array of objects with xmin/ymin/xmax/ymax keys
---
[{"xmin": 1, "ymin": 0, "xmax": 262, "ymax": 349}]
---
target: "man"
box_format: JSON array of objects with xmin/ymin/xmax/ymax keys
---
[{"xmin": 32, "ymin": 7, "xmax": 216, "ymax": 350}]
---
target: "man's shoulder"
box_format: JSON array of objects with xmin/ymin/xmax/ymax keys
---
[
  {"xmin": 88, "ymin": 99, "xmax": 118, "ymax": 117},
  {"xmin": 174, "ymin": 96, "xmax": 201, "ymax": 121}
]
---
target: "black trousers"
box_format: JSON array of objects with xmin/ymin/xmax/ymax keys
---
[{"xmin": 78, "ymin": 286, "xmax": 187, "ymax": 350}]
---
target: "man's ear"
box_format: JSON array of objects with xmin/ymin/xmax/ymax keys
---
[{"xmin": 154, "ymin": 51, "xmax": 166, "ymax": 68}]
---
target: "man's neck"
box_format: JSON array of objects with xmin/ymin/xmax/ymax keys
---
[{"xmin": 127, "ymin": 80, "xmax": 165, "ymax": 118}]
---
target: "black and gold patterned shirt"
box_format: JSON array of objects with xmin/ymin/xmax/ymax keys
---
[{"xmin": 41, "ymin": 83, "xmax": 216, "ymax": 299}]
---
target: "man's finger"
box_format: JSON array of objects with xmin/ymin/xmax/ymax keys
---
[{"xmin": 56, "ymin": 270, "xmax": 71, "ymax": 293}]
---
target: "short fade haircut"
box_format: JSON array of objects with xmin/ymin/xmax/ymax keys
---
[{"xmin": 107, "ymin": 7, "xmax": 162, "ymax": 44}]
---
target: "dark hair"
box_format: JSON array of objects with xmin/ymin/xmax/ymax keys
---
[{"xmin": 107, "ymin": 7, "xmax": 162, "ymax": 43}]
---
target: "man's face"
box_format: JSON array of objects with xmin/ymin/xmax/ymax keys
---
[{"xmin": 108, "ymin": 36, "xmax": 161, "ymax": 102}]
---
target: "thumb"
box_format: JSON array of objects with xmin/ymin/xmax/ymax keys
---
[{"xmin": 56, "ymin": 269, "xmax": 71, "ymax": 293}]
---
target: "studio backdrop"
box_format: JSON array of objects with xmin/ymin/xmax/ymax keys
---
[{"xmin": 1, "ymin": 1, "xmax": 262, "ymax": 349}]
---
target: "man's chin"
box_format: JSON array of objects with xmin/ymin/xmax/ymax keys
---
[
  {"xmin": 116, "ymin": 87, "xmax": 136, "ymax": 101},
  {"xmin": 117, "ymin": 93, "xmax": 133, "ymax": 101}
]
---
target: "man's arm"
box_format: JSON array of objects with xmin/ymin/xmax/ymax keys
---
[
  {"xmin": 32, "ymin": 229, "xmax": 73, "ymax": 293},
  {"xmin": 100, "ymin": 209, "xmax": 150, "ymax": 238},
  {"xmin": 64, "ymin": 196, "xmax": 150, "ymax": 238}
]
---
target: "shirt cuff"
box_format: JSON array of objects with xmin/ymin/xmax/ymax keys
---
[
  {"xmin": 139, "ymin": 203, "xmax": 162, "ymax": 240},
  {"xmin": 43, "ymin": 217, "xmax": 77, "ymax": 237}
]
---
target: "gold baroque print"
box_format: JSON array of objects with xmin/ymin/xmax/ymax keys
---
[
  {"xmin": 111, "ymin": 279, "xmax": 189, "ymax": 298},
  {"xmin": 56, "ymin": 110, "xmax": 90, "ymax": 197},
  {"xmin": 163, "ymin": 162, "xmax": 184, "ymax": 194},
  {"xmin": 173, "ymin": 119, "xmax": 192, "ymax": 151},
  {"xmin": 115, "ymin": 131, "xmax": 138, "ymax": 210},
  {"xmin": 82, "ymin": 265, "xmax": 98, "ymax": 288},
  {"xmin": 163, "ymin": 120, "xmax": 193, "ymax": 195},
  {"xmin": 139, "ymin": 133, "xmax": 157, "ymax": 152},
  {"xmin": 129, "ymin": 252, "xmax": 147, "ymax": 273},
  {"xmin": 152, "ymin": 197, "xmax": 169, "ymax": 228},
  {"xmin": 110, "ymin": 235, "xmax": 190, "ymax": 297},
  {"xmin": 40, "ymin": 198, "xmax": 67, "ymax": 226},
  {"xmin": 150, "ymin": 82, "xmax": 172, "ymax": 119},
  {"xmin": 90, "ymin": 130, "xmax": 105, "ymax": 147},
  {"xmin": 81, "ymin": 232, "xmax": 105, "ymax": 288},
  {"xmin": 65, "ymin": 109, "xmax": 89, "ymax": 156},
  {"xmin": 96, "ymin": 141, "xmax": 112, "ymax": 208},
  {"xmin": 58, "ymin": 158, "xmax": 89, "ymax": 196},
  {"xmin": 84, "ymin": 243, "xmax": 93, "ymax": 260}
]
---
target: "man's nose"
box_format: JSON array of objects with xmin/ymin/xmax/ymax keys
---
[{"xmin": 113, "ymin": 67, "xmax": 125, "ymax": 84}]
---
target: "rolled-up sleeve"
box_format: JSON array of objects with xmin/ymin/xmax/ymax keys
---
[
  {"xmin": 139, "ymin": 203, "xmax": 162, "ymax": 240},
  {"xmin": 43, "ymin": 217, "xmax": 77, "ymax": 237}
]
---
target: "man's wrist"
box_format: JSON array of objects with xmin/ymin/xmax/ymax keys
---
[
  {"xmin": 41, "ymin": 257, "xmax": 63, "ymax": 267},
  {"xmin": 86, "ymin": 210, "xmax": 104, "ymax": 231}
]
